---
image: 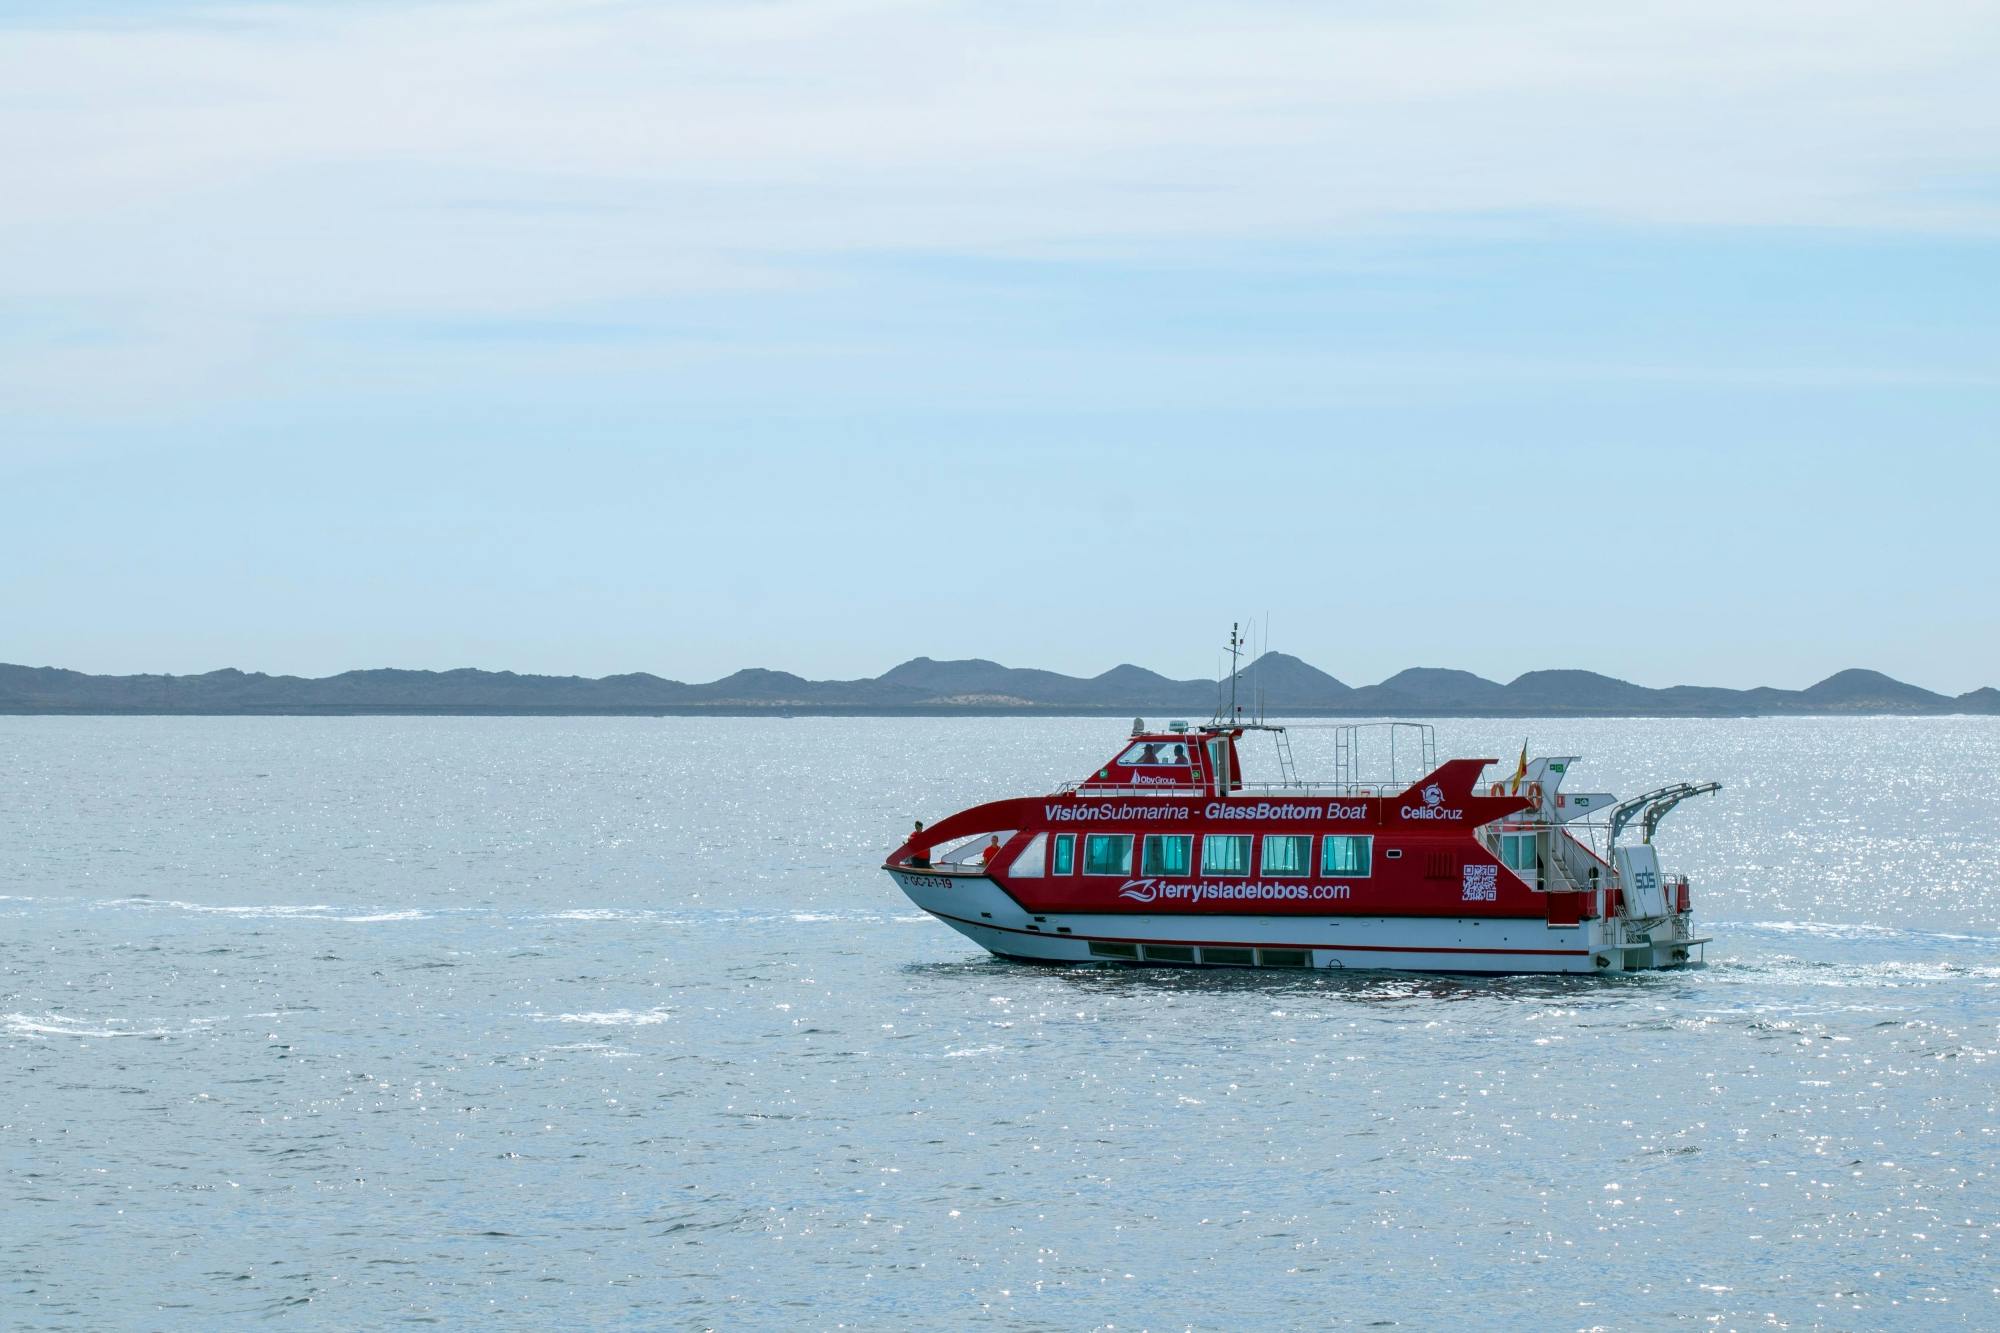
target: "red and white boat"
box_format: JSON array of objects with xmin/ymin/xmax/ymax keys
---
[{"xmin": 885, "ymin": 713, "xmax": 1719, "ymax": 976}]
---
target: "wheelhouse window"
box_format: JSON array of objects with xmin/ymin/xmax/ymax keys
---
[
  {"xmin": 1082, "ymin": 834, "xmax": 1134, "ymax": 876},
  {"xmin": 1051, "ymin": 833, "xmax": 1076, "ymax": 875},
  {"xmin": 1141, "ymin": 834, "xmax": 1192, "ymax": 877},
  {"xmin": 1202, "ymin": 834, "xmax": 1252, "ymax": 877},
  {"xmin": 1264, "ymin": 832, "xmax": 1312, "ymax": 872},
  {"xmin": 1322, "ymin": 834, "xmax": 1373, "ymax": 877},
  {"xmin": 1115, "ymin": 740, "xmax": 1195, "ymax": 767},
  {"xmin": 1261, "ymin": 834, "xmax": 1312, "ymax": 877}
]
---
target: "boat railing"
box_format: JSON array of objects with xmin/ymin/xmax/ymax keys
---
[
  {"xmin": 1232, "ymin": 780, "xmax": 1402, "ymax": 798},
  {"xmin": 1053, "ymin": 782, "xmax": 1203, "ymax": 798},
  {"xmin": 1054, "ymin": 780, "xmax": 1403, "ymax": 798}
]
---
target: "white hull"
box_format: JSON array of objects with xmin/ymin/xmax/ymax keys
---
[{"xmin": 890, "ymin": 869, "xmax": 1705, "ymax": 975}]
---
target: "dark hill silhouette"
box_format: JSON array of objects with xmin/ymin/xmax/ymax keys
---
[
  {"xmin": 1501, "ymin": 669, "xmax": 1662, "ymax": 713},
  {"xmin": 1233, "ymin": 652, "xmax": 1352, "ymax": 709},
  {"xmin": 1358, "ymin": 667, "xmax": 1507, "ymax": 712},
  {"xmin": 1799, "ymin": 669, "xmax": 1953, "ymax": 711},
  {"xmin": 0, "ymin": 655, "xmax": 1993, "ymax": 716},
  {"xmin": 876, "ymin": 656, "xmax": 1218, "ymax": 707},
  {"xmin": 875, "ymin": 657, "xmax": 1018, "ymax": 693},
  {"xmin": 1090, "ymin": 663, "xmax": 1206, "ymax": 698}
]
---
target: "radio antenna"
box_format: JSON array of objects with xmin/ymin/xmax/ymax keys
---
[
  {"xmin": 1250, "ymin": 616, "xmax": 1264, "ymax": 724},
  {"xmin": 1225, "ymin": 622, "xmax": 1242, "ymax": 723},
  {"xmin": 1261, "ymin": 611, "xmax": 1271, "ymax": 724}
]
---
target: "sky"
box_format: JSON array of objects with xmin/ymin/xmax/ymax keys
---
[{"xmin": 3, "ymin": 0, "xmax": 1997, "ymax": 693}]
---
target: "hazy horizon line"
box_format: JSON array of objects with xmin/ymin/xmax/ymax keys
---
[{"xmin": 5, "ymin": 653, "xmax": 1991, "ymax": 698}]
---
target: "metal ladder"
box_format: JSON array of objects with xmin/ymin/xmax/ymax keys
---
[{"xmin": 1274, "ymin": 728, "xmax": 1300, "ymax": 788}]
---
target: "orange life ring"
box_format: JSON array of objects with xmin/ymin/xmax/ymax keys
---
[
  {"xmin": 1525, "ymin": 781, "xmax": 1544, "ymax": 809},
  {"xmin": 1488, "ymin": 782, "xmax": 1506, "ymax": 799}
]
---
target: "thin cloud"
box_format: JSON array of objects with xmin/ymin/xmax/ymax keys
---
[{"xmin": 3, "ymin": 0, "xmax": 1998, "ymax": 327}]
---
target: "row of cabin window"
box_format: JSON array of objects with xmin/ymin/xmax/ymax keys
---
[{"xmin": 1031, "ymin": 832, "xmax": 1372, "ymax": 879}]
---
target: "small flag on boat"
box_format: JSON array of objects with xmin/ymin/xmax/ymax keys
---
[{"xmin": 1509, "ymin": 740, "xmax": 1528, "ymax": 794}]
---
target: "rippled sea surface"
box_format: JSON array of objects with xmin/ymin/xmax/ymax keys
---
[{"xmin": 3, "ymin": 716, "xmax": 1997, "ymax": 1330}]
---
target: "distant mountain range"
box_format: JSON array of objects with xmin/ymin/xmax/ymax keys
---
[{"xmin": 2, "ymin": 655, "xmax": 1995, "ymax": 716}]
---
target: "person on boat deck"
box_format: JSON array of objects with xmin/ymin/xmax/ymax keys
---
[
  {"xmin": 908, "ymin": 821, "xmax": 931, "ymax": 868},
  {"xmin": 979, "ymin": 835, "xmax": 1002, "ymax": 865}
]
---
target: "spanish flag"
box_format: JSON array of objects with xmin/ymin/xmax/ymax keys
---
[{"xmin": 1508, "ymin": 739, "xmax": 1528, "ymax": 794}]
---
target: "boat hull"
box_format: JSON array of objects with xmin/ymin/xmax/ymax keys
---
[{"xmin": 889, "ymin": 868, "xmax": 1704, "ymax": 975}]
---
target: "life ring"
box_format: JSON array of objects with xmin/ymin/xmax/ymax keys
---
[
  {"xmin": 1488, "ymin": 782, "xmax": 1505, "ymax": 799},
  {"xmin": 1525, "ymin": 781, "xmax": 1544, "ymax": 808}
]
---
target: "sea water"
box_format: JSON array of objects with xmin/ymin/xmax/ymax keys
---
[{"xmin": 2, "ymin": 716, "xmax": 1996, "ymax": 1329}]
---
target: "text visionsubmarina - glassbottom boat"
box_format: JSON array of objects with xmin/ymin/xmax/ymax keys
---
[{"xmin": 885, "ymin": 710, "xmax": 1720, "ymax": 976}]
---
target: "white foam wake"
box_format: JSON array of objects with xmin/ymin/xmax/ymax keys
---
[{"xmin": 4, "ymin": 1012, "xmax": 176, "ymax": 1040}]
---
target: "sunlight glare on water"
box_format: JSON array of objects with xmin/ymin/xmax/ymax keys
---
[{"xmin": 2, "ymin": 716, "xmax": 1997, "ymax": 1328}]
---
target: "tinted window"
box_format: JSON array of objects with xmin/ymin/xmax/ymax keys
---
[
  {"xmin": 1322, "ymin": 834, "xmax": 1373, "ymax": 877},
  {"xmin": 1051, "ymin": 833, "xmax": 1076, "ymax": 875},
  {"xmin": 1202, "ymin": 834, "xmax": 1251, "ymax": 876},
  {"xmin": 1083, "ymin": 834, "xmax": 1133, "ymax": 876},
  {"xmin": 1141, "ymin": 835, "xmax": 1192, "ymax": 876},
  {"xmin": 1262, "ymin": 835, "xmax": 1312, "ymax": 877}
]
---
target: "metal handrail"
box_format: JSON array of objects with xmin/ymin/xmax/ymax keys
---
[
  {"xmin": 1234, "ymin": 780, "xmax": 1402, "ymax": 797},
  {"xmin": 1055, "ymin": 780, "xmax": 1405, "ymax": 798},
  {"xmin": 1054, "ymin": 782, "xmax": 1204, "ymax": 797}
]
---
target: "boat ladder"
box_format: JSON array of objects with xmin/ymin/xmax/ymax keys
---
[{"xmin": 1273, "ymin": 728, "xmax": 1301, "ymax": 788}]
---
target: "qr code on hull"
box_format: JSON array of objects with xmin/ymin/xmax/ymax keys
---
[{"xmin": 1462, "ymin": 864, "xmax": 1498, "ymax": 902}]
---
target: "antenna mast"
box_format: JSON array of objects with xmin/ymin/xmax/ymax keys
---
[{"xmin": 1226, "ymin": 622, "xmax": 1242, "ymax": 723}]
